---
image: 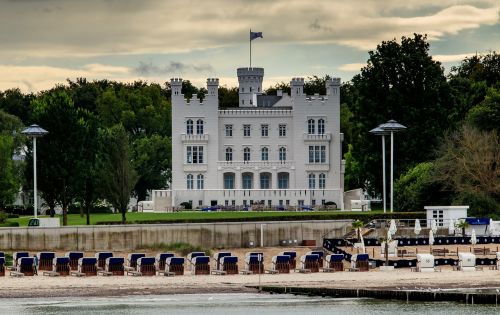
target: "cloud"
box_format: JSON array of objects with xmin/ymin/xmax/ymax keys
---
[
  {"xmin": 0, "ymin": 0, "xmax": 497, "ymax": 58},
  {"xmin": 338, "ymin": 63, "xmax": 366, "ymax": 72},
  {"xmin": 433, "ymin": 53, "xmax": 476, "ymax": 63},
  {"xmin": 133, "ymin": 61, "xmax": 214, "ymax": 76}
]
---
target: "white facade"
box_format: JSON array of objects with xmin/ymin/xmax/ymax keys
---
[{"xmin": 163, "ymin": 67, "xmax": 344, "ymax": 209}]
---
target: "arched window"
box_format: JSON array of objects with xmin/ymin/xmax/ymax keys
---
[
  {"xmin": 279, "ymin": 147, "xmax": 287, "ymax": 161},
  {"xmin": 186, "ymin": 174, "xmax": 194, "ymax": 189},
  {"xmin": 278, "ymin": 172, "xmax": 289, "ymax": 189},
  {"xmin": 186, "ymin": 119, "xmax": 193, "ymax": 135},
  {"xmin": 260, "ymin": 172, "xmax": 271, "ymax": 189},
  {"xmin": 225, "ymin": 147, "xmax": 233, "ymax": 161},
  {"xmin": 319, "ymin": 173, "xmax": 326, "ymax": 189},
  {"xmin": 261, "ymin": 147, "xmax": 268, "ymax": 161},
  {"xmin": 308, "ymin": 173, "xmax": 316, "ymax": 189},
  {"xmin": 242, "ymin": 172, "xmax": 253, "ymax": 189},
  {"xmin": 318, "ymin": 119, "xmax": 325, "ymax": 135},
  {"xmin": 197, "ymin": 174, "xmax": 204, "ymax": 190},
  {"xmin": 196, "ymin": 119, "xmax": 204, "ymax": 134},
  {"xmin": 243, "ymin": 147, "xmax": 251, "ymax": 161},
  {"xmin": 223, "ymin": 172, "xmax": 235, "ymax": 189},
  {"xmin": 307, "ymin": 119, "xmax": 315, "ymax": 134}
]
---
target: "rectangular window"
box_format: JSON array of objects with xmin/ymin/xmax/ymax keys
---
[
  {"xmin": 308, "ymin": 146, "xmax": 327, "ymax": 164},
  {"xmin": 199, "ymin": 200, "xmax": 203, "ymax": 206},
  {"xmin": 243, "ymin": 124, "xmax": 251, "ymax": 137},
  {"xmin": 279, "ymin": 124, "xmax": 286, "ymax": 137},
  {"xmin": 187, "ymin": 146, "xmax": 204, "ymax": 164},
  {"xmin": 261, "ymin": 124, "xmax": 268, "ymax": 137},
  {"xmin": 225, "ymin": 124, "xmax": 233, "ymax": 137}
]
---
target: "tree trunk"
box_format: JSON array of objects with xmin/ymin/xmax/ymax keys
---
[
  {"xmin": 62, "ymin": 205, "xmax": 68, "ymax": 226},
  {"xmin": 85, "ymin": 203, "xmax": 90, "ymax": 225},
  {"xmin": 79, "ymin": 204, "xmax": 84, "ymax": 218},
  {"xmin": 462, "ymin": 227, "xmax": 466, "ymax": 236},
  {"xmin": 121, "ymin": 207, "xmax": 126, "ymax": 224}
]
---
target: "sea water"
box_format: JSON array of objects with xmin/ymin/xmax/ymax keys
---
[{"xmin": 0, "ymin": 293, "xmax": 495, "ymax": 314}]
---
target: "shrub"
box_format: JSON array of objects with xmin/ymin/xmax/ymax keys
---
[
  {"xmin": 180, "ymin": 202, "xmax": 192, "ymax": 210},
  {"xmin": 0, "ymin": 212, "xmax": 7, "ymax": 223}
]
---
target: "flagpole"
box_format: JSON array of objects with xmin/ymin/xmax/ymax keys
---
[{"xmin": 249, "ymin": 29, "xmax": 252, "ymax": 68}]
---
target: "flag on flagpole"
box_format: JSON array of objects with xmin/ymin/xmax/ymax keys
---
[{"xmin": 250, "ymin": 31, "xmax": 263, "ymax": 41}]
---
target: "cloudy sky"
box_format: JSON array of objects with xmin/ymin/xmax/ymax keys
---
[{"xmin": 1, "ymin": 0, "xmax": 498, "ymax": 92}]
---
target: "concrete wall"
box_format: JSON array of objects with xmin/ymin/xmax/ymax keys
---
[{"xmin": 0, "ymin": 220, "xmax": 351, "ymax": 251}]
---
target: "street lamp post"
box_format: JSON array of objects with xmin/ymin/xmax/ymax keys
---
[
  {"xmin": 379, "ymin": 120, "xmax": 406, "ymax": 213},
  {"xmin": 21, "ymin": 124, "xmax": 48, "ymax": 218},
  {"xmin": 369, "ymin": 126, "xmax": 390, "ymax": 213}
]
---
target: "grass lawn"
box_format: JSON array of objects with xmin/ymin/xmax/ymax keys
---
[{"xmin": 2, "ymin": 210, "xmax": 424, "ymax": 227}]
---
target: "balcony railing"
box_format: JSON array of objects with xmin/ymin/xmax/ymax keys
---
[
  {"xmin": 217, "ymin": 160, "xmax": 295, "ymax": 170},
  {"xmin": 181, "ymin": 134, "xmax": 209, "ymax": 142},
  {"xmin": 303, "ymin": 133, "xmax": 331, "ymax": 141}
]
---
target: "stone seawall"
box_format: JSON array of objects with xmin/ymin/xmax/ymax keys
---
[{"xmin": 0, "ymin": 220, "xmax": 351, "ymax": 251}]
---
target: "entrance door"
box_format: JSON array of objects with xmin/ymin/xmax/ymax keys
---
[{"xmin": 211, "ymin": 200, "xmax": 217, "ymax": 206}]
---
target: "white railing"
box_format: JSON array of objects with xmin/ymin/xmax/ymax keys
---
[{"xmin": 217, "ymin": 160, "xmax": 295, "ymax": 169}]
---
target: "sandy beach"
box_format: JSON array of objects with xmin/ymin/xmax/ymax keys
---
[
  {"xmin": 3, "ymin": 265, "xmax": 500, "ymax": 298},
  {"xmin": 3, "ymin": 245, "xmax": 500, "ymax": 298}
]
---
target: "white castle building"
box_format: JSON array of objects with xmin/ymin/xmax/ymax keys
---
[{"xmin": 152, "ymin": 67, "xmax": 345, "ymax": 210}]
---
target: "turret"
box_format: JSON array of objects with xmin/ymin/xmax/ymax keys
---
[
  {"xmin": 326, "ymin": 77, "xmax": 341, "ymax": 96},
  {"xmin": 237, "ymin": 67, "xmax": 264, "ymax": 107},
  {"xmin": 206, "ymin": 78, "xmax": 219, "ymax": 98},
  {"xmin": 170, "ymin": 78, "xmax": 183, "ymax": 100},
  {"xmin": 290, "ymin": 77, "xmax": 304, "ymax": 97}
]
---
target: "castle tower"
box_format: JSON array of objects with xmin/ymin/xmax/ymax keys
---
[
  {"xmin": 171, "ymin": 78, "xmax": 183, "ymax": 100},
  {"xmin": 290, "ymin": 77, "xmax": 304, "ymax": 97},
  {"xmin": 237, "ymin": 67, "xmax": 264, "ymax": 107},
  {"xmin": 206, "ymin": 78, "xmax": 219, "ymax": 99}
]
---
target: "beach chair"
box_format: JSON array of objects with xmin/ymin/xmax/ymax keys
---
[
  {"xmin": 280, "ymin": 251, "xmax": 297, "ymax": 269},
  {"xmin": 164, "ymin": 257, "xmax": 185, "ymax": 276},
  {"xmin": 131, "ymin": 257, "xmax": 156, "ymax": 276},
  {"xmin": 244, "ymin": 253, "xmax": 264, "ymax": 274},
  {"xmin": 65, "ymin": 252, "xmax": 84, "ymax": 270},
  {"xmin": 95, "ymin": 252, "xmax": 113, "ymax": 270},
  {"xmin": 71, "ymin": 257, "xmax": 97, "ymax": 277},
  {"xmin": 414, "ymin": 254, "xmax": 439, "ymax": 272},
  {"xmin": 269, "ymin": 255, "xmax": 290, "ymax": 274},
  {"xmin": 98, "ymin": 257, "xmax": 125, "ymax": 276},
  {"xmin": 191, "ymin": 256, "xmax": 210, "ymax": 275},
  {"xmin": 155, "ymin": 253, "xmax": 175, "ymax": 272},
  {"xmin": 324, "ymin": 254, "xmax": 344, "ymax": 272},
  {"xmin": 212, "ymin": 256, "xmax": 238, "ymax": 275},
  {"xmin": 10, "ymin": 257, "xmax": 35, "ymax": 277},
  {"xmin": 299, "ymin": 254, "xmax": 319, "ymax": 273},
  {"xmin": 213, "ymin": 252, "xmax": 232, "ymax": 271},
  {"xmin": 306, "ymin": 251, "xmax": 324, "ymax": 268},
  {"xmin": 187, "ymin": 252, "xmax": 206, "ymax": 271},
  {"xmin": 456, "ymin": 253, "xmax": 481, "ymax": 271},
  {"xmin": 350, "ymin": 254, "xmax": 369, "ymax": 272},
  {"xmin": 43, "ymin": 257, "xmax": 71, "ymax": 277},
  {"xmin": 12, "ymin": 252, "xmax": 29, "ymax": 270},
  {"xmin": 0, "ymin": 257, "xmax": 5, "ymax": 277},
  {"xmin": 125, "ymin": 253, "xmax": 145, "ymax": 272},
  {"xmin": 37, "ymin": 252, "xmax": 56, "ymax": 271}
]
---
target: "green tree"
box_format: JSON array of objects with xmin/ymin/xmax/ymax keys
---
[
  {"xmin": 132, "ymin": 134, "xmax": 171, "ymax": 203},
  {"xmin": 0, "ymin": 136, "xmax": 18, "ymax": 209},
  {"xmin": 466, "ymin": 87, "xmax": 500, "ymax": 132},
  {"xmin": 99, "ymin": 125, "xmax": 138, "ymax": 224},
  {"xmin": 450, "ymin": 51, "xmax": 500, "ymax": 87},
  {"xmin": 394, "ymin": 162, "xmax": 450, "ymax": 211},
  {"xmin": 434, "ymin": 125, "xmax": 499, "ymax": 216},
  {"xmin": 218, "ymin": 86, "xmax": 239, "ymax": 108},
  {"xmin": 30, "ymin": 88, "xmax": 88, "ymax": 224},
  {"xmin": 349, "ymin": 34, "xmax": 454, "ymax": 195},
  {"xmin": 0, "ymin": 89, "xmax": 33, "ymax": 125}
]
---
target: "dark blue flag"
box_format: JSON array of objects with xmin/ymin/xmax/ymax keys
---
[{"xmin": 250, "ymin": 31, "xmax": 263, "ymax": 41}]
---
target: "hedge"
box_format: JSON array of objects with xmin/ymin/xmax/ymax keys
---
[{"xmin": 96, "ymin": 212, "xmax": 425, "ymax": 225}]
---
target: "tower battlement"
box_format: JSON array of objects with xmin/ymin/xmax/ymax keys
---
[
  {"xmin": 207, "ymin": 78, "xmax": 219, "ymax": 85},
  {"xmin": 326, "ymin": 77, "xmax": 341, "ymax": 86}
]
